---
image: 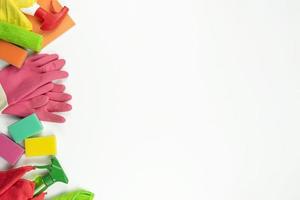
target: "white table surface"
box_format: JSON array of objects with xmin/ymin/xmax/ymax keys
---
[{"xmin": 1, "ymin": 0, "xmax": 300, "ymax": 199}]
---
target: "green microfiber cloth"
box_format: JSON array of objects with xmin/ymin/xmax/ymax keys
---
[
  {"xmin": 51, "ymin": 190, "xmax": 94, "ymax": 200},
  {"xmin": 0, "ymin": 21, "xmax": 42, "ymax": 51}
]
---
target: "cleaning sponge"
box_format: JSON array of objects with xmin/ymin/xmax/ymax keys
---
[
  {"xmin": 0, "ymin": 133, "xmax": 24, "ymax": 165},
  {"xmin": 8, "ymin": 114, "xmax": 43, "ymax": 143},
  {"xmin": 25, "ymin": 135, "xmax": 56, "ymax": 157},
  {"xmin": 0, "ymin": 40, "xmax": 28, "ymax": 68},
  {"xmin": 0, "ymin": 22, "xmax": 43, "ymax": 51}
]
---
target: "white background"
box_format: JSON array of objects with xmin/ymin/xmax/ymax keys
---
[{"xmin": 1, "ymin": 0, "xmax": 300, "ymax": 199}]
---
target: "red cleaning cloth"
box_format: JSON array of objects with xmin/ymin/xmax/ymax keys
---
[
  {"xmin": 1, "ymin": 179, "xmax": 35, "ymax": 199},
  {"xmin": 0, "ymin": 166, "xmax": 34, "ymax": 195},
  {"xmin": 0, "ymin": 166, "xmax": 46, "ymax": 199}
]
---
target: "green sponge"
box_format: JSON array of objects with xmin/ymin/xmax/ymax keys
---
[
  {"xmin": 0, "ymin": 22, "xmax": 43, "ymax": 52},
  {"xmin": 51, "ymin": 190, "xmax": 94, "ymax": 200},
  {"xmin": 8, "ymin": 114, "xmax": 43, "ymax": 143}
]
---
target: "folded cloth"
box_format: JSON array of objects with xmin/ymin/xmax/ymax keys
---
[
  {"xmin": 0, "ymin": 166, "xmax": 34, "ymax": 195},
  {"xmin": 0, "ymin": 166, "xmax": 46, "ymax": 199}
]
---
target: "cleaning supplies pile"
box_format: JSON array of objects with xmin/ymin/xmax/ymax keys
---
[
  {"xmin": 0, "ymin": 114, "xmax": 94, "ymax": 199},
  {"xmin": 0, "ymin": 157, "xmax": 93, "ymax": 199},
  {"xmin": 0, "ymin": 0, "xmax": 75, "ymax": 67},
  {"xmin": 0, "ymin": 0, "xmax": 94, "ymax": 199}
]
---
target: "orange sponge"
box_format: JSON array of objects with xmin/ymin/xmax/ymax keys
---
[{"xmin": 0, "ymin": 40, "xmax": 28, "ymax": 68}]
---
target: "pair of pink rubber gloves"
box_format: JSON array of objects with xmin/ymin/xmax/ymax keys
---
[
  {"xmin": 0, "ymin": 166, "xmax": 45, "ymax": 199},
  {"xmin": 0, "ymin": 54, "xmax": 72, "ymax": 123}
]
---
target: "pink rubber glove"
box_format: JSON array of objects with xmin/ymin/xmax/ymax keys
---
[
  {"xmin": 22, "ymin": 82, "xmax": 66, "ymax": 101},
  {"xmin": 3, "ymin": 84, "xmax": 72, "ymax": 123},
  {"xmin": 0, "ymin": 54, "xmax": 68, "ymax": 112}
]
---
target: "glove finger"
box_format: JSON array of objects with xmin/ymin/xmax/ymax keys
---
[
  {"xmin": 2, "ymin": 101, "xmax": 34, "ymax": 117},
  {"xmin": 36, "ymin": 110, "xmax": 66, "ymax": 123},
  {"xmin": 28, "ymin": 95, "xmax": 49, "ymax": 108},
  {"xmin": 47, "ymin": 101, "xmax": 72, "ymax": 112},
  {"xmin": 27, "ymin": 53, "xmax": 48, "ymax": 62},
  {"xmin": 2, "ymin": 96, "xmax": 48, "ymax": 117},
  {"xmin": 12, "ymin": 71, "xmax": 67, "ymax": 103},
  {"xmin": 47, "ymin": 92, "xmax": 72, "ymax": 102},
  {"xmin": 36, "ymin": 59, "xmax": 65, "ymax": 73},
  {"xmin": 41, "ymin": 71, "xmax": 69, "ymax": 84},
  {"xmin": 31, "ymin": 54, "xmax": 59, "ymax": 68},
  {"xmin": 52, "ymin": 83, "xmax": 65, "ymax": 92},
  {"xmin": 23, "ymin": 83, "xmax": 54, "ymax": 101}
]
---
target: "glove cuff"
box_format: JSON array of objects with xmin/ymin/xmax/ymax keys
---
[{"xmin": 0, "ymin": 84, "xmax": 8, "ymax": 112}]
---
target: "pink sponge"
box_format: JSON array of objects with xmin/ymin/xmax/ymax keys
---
[{"xmin": 0, "ymin": 133, "xmax": 24, "ymax": 165}]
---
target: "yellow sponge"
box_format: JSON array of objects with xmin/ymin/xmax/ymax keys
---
[
  {"xmin": 0, "ymin": 0, "xmax": 33, "ymax": 30},
  {"xmin": 25, "ymin": 135, "xmax": 56, "ymax": 157}
]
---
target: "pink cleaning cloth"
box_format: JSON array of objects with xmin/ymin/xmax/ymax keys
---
[{"xmin": 0, "ymin": 133, "xmax": 24, "ymax": 165}]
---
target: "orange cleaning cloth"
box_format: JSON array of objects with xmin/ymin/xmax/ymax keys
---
[{"xmin": 0, "ymin": 0, "xmax": 75, "ymax": 67}]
